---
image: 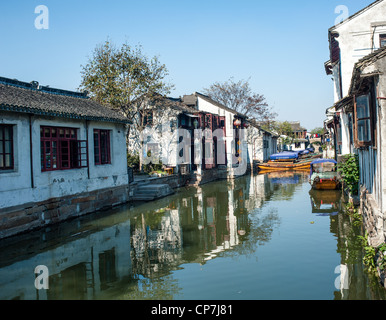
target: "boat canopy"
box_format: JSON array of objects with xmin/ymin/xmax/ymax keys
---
[
  {"xmin": 270, "ymin": 151, "xmax": 299, "ymax": 160},
  {"xmin": 310, "ymin": 159, "xmax": 337, "ymax": 176},
  {"xmin": 310, "ymin": 159, "xmax": 337, "ymax": 165}
]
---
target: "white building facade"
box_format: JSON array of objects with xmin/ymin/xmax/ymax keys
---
[
  {"xmin": 325, "ymin": 0, "xmax": 386, "ymax": 157},
  {"xmin": 0, "ymin": 77, "xmax": 131, "ymax": 239}
]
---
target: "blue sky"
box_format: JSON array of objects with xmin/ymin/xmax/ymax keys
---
[{"xmin": 0, "ymin": 0, "xmax": 376, "ymax": 130}]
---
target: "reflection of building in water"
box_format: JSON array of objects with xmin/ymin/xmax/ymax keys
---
[
  {"xmin": 177, "ymin": 182, "xmax": 244, "ymax": 263},
  {"xmin": 186, "ymin": 174, "xmax": 274, "ymax": 262},
  {"xmin": 130, "ymin": 209, "xmax": 183, "ymax": 278},
  {"xmin": 0, "ymin": 221, "xmax": 132, "ymax": 300},
  {"xmin": 0, "ymin": 173, "xmax": 287, "ymax": 300},
  {"xmin": 244, "ymin": 174, "xmax": 267, "ymax": 213}
]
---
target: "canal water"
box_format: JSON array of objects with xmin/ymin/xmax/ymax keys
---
[{"xmin": 0, "ymin": 171, "xmax": 385, "ymax": 300}]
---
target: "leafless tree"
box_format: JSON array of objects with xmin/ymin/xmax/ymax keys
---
[{"xmin": 203, "ymin": 77, "xmax": 277, "ymax": 124}]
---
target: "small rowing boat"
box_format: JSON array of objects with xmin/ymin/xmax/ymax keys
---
[
  {"xmin": 309, "ymin": 159, "xmax": 341, "ymax": 190},
  {"xmin": 257, "ymin": 150, "xmax": 322, "ymax": 172}
]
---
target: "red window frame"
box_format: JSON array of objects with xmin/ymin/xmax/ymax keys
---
[
  {"xmin": 0, "ymin": 125, "xmax": 14, "ymax": 170},
  {"xmin": 93, "ymin": 129, "xmax": 111, "ymax": 165},
  {"xmin": 40, "ymin": 126, "xmax": 88, "ymax": 171}
]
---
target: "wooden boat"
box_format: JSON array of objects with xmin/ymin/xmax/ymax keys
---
[
  {"xmin": 258, "ymin": 159, "xmax": 314, "ymax": 171},
  {"xmin": 309, "ymin": 159, "xmax": 341, "ymax": 190},
  {"xmin": 258, "ymin": 150, "xmax": 323, "ymax": 172}
]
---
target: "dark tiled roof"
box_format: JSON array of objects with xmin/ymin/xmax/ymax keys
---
[
  {"xmin": 194, "ymin": 92, "xmax": 248, "ymax": 118},
  {"xmin": 289, "ymin": 121, "xmax": 307, "ymax": 132},
  {"xmin": 353, "ymin": 46, "xmax": 386, "ymax": 71},
  {"xmin": 0, "ymin": 77, "xmax": 130, "ymax": 124},
  {"xmin": 247, "ymin": 119, "xmax": 279, "ymax": 137},
  {"xmin": 147, "ymin": 94, "xmax": 199, "ymax": 114},
  {"xmin": 349, "ymin": 46, "xmax": 386, "ymax": 94}
]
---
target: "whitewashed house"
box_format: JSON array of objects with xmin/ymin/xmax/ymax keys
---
[
  {"xmin": 324, "ymin": 0, "xmax": 386, "ymax": 158},
  {"xmin": 323, "ymin": 0, "xmax": 386, "ymax": 284},
  {"xmin": 338, "ymin": 48, "xmax": 386, "ymax": 248},
  {"xmin": 128, "ymin": 95, "xmax": 198, "ymax": 175},
  {"xmin": 183, "ymin": 92, "xmax": 251, "ymax": 177},
  {"xmin": 0, "ymin": 76, "xmax": 131, "ymax": 239},
  {"xmin": 246, "ymin": 119, "xmax": 278, "ymax": 165},
  {"xmin": 128, "ymin": 94, "xmax": 228, "ymax": 184}
]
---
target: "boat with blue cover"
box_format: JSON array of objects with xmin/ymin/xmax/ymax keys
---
[
  {"xmin": 309, "ymin": 159, "xmax": 341, "ymax": 190},
  {"xmin": 269, "ymin": 151, "xmax": 299, "ymax": 161},
  {"xmin": 258, "ymin": 150, "xmax": 322, "ymax": 172}
]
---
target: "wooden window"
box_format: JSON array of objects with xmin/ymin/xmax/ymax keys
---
[
  {"xmin": 348, "ymin": 113, "xmax": 354, "ymax": 145},
  {"xmin": 219, "ymin": 117, "xmax": 225, "ymax": 128},
  {"xmin": 199, "ymin": 114, "xmax": 205, "ymax": 128},
  {"xmin": 205, "ymin": 114, "xmax": 212, "ymax": 130},
  {"xmin": 94, "ymin": 129, "xmax": 111, "ymax": 165},
  {"xmin": 142, "ymin": 110, "xmax": 153, "ymax": 126},
  {"xmin": 335, "ymin": 122, "xmax": 343, "ymax": 155},
  {"xmin": 0, "ymin": 125, "xmax": 14, "ymax": 170},
  {"xmin": 41, "ymin": 126, "xmax": 88, "ymax": 171},
  {"xmin": 380, "ymin": 34, "xmax": 386, "ymax": 47},
  {"xmin": 354, "ymin": 94, "xmax": 374, "ymax": 147}
]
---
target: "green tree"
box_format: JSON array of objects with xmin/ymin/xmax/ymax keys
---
[
  {"xmin": 271, "ymin": 121, "xmax": 295, "ymax": 149},
  {"xmin": 79, "ymin": 40, "xmax": 174, "ymax": 136},
  {"xmin": 275, "ymin": 121, "xmax": 293, "ymax": 137},
  {"xmin": 310, "ymin": 127, "xmax": 324, "ymax": 136}
]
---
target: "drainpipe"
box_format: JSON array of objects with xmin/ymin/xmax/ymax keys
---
[
  {"xmin": 29, "ymin": 114, "xmax": 34, "ymax": 188},
  {"xmin": 86, "ymin": 120, "xmax": 90, "ymax": 179}
]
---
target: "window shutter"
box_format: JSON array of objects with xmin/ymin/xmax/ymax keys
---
[{"xmin": 70, "ymin": 140, "xmax": 88, "ymax": 168}]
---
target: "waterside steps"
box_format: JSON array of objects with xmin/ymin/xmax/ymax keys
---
[{"xmin": 132, "ymin": 180, "xmax": 175, "ymax": 201}]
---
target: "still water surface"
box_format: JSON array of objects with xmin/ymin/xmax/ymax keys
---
[{"xmin": 0, "ymin": 171, "xmax": 385, "ymax": 300}]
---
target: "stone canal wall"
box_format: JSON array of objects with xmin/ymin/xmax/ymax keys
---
[
  {"xmin": 360, "ymin": 187, "xmax": 385, "ymax": 247},
  {"xmin": 360, "ymin": 186, "xmax": 386, "ymax": 288},
  {"xmin": 0, "ymin": 166, "xmax": 248, "ymax": 241},
  {"xmin": 0, "ymin": 184, "xmax": 131, "ymax": 240}
]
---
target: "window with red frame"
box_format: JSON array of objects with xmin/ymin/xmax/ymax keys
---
[
  {"xmin": 40, "ymin": 126, "xmax": 88, "ymax": 171},
  {"xmin": 0, "ymin": 125, "xmax": 14, "ymax": 170},
  {"xmin": 94, "ymin": 129, "xmax": 111, "ymax": 165}
]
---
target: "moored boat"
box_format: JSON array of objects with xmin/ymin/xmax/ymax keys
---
[
  {"xmin": 258, "ymin": 159, "xmax": 314, "ymax": 171},
  {"xmin": 309, "ymin": 159, "xmax": 341, "ymax": 190},
  {"xmin": 257, "ymin": 150, "xmax": 322, "ymax": 172}
]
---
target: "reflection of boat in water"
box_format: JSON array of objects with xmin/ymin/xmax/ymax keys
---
[
  {"xmin": 309, "ymin": 159, "xmax": 341, "ymax": 190},
  {"xmin": 258, "ymin": 150, "xmax": 322, "ymax": 172},
  {"xmin": 260, "ymin": 170, "xmax": 309, "ymax": 184},
  {"xmin": 309, "ymin": 189, "xmax": 341, "ymax": 216}
]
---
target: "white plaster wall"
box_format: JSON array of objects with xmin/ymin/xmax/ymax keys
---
[
  {"xmin": 247, "ymin": 126, "xmax": 263, "ymax": 162},
  {"xmin": 340, "ymin": 112, "xmax": 351, "ymax": 155},
  {"xmin": 290, "ymin": 141, "xmax": 307, "ymax": 151},
  {"xmin": 197, "ymin": 97, "xmax": 235, "ymax": 168},
  {"xmin": 332, "ymin": 1, "xmax": 386, "ymax": 99},
  {"xmin": 331, "ymin": 64, "xmax": 342, "ymax": 102},
  {"xmin": 0, "ymin": 113, "xmax": 128, "ymax": 209},
  {"xmin": 127, "ymin": 108, "xmax": 180, "ymax": 168}
]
